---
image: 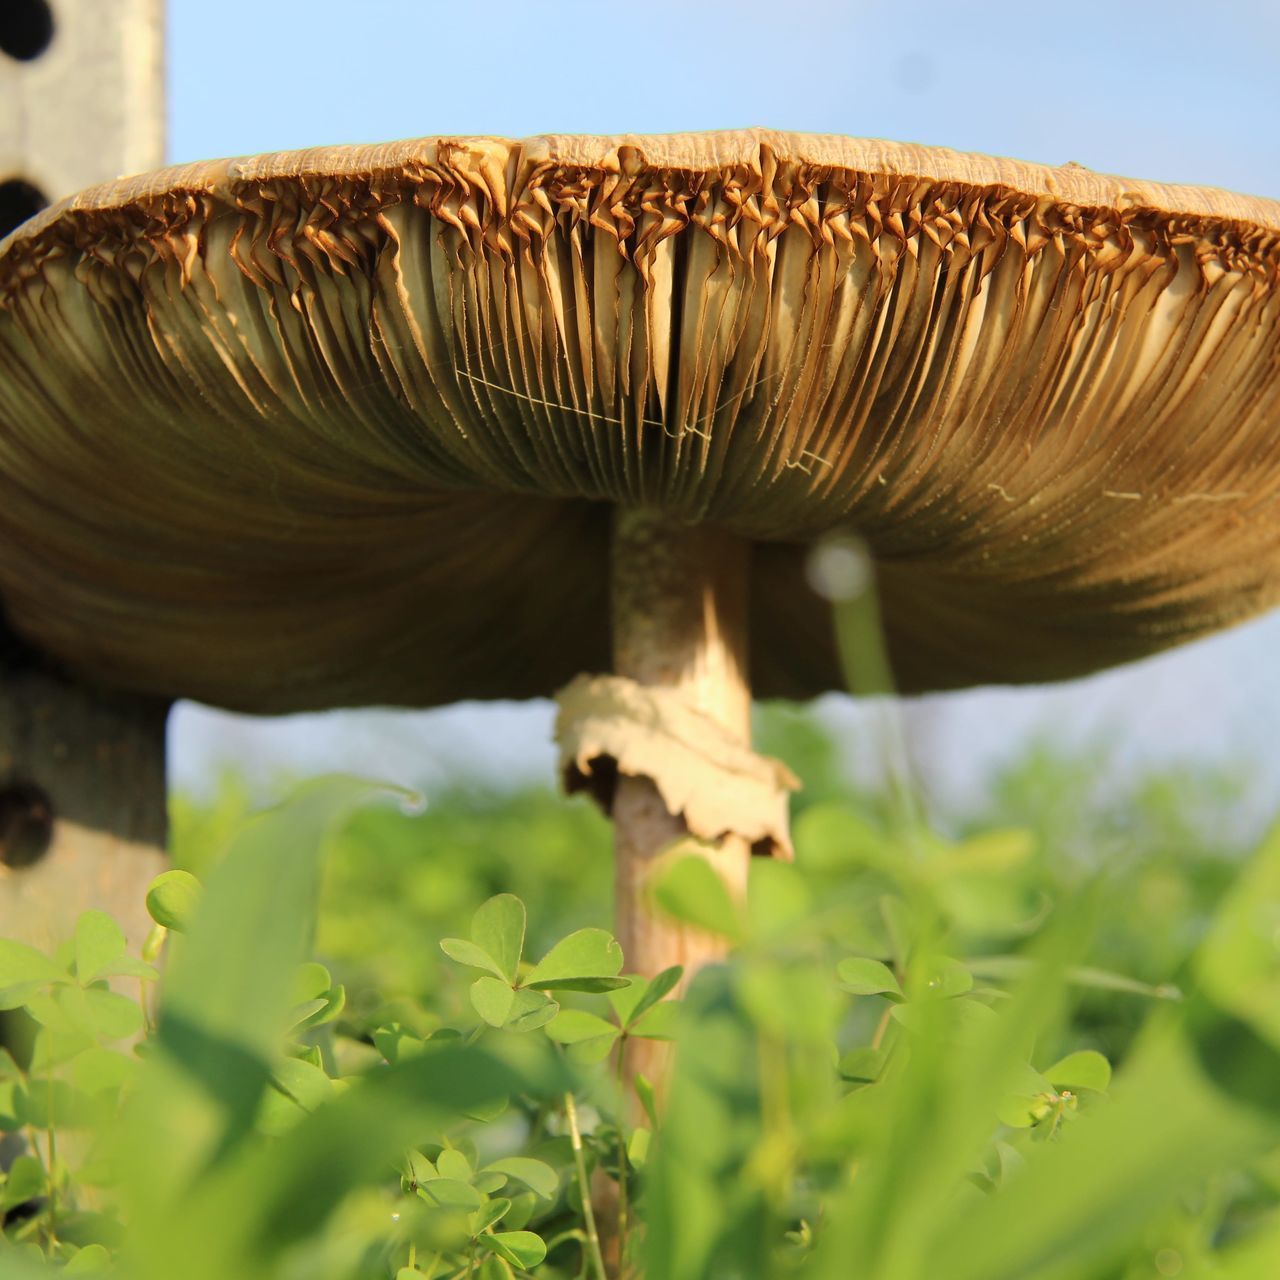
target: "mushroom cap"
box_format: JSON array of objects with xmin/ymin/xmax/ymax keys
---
[{"xmin": 1, "ymin": 129, "xmax": 1279, "ymax": 712}]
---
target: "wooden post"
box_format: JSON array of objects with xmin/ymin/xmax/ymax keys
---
[
  {"xmin": 0, "ymin": 0, "xmax": 165, "ymax": 236},
  {"xmin": 0, "ymin": 0, "xmax": 167, "ymax": 949}
]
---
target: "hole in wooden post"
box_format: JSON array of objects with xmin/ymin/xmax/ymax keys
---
[
  {"xmin": 0, "ymin": 178, "xmax": 48, "ymax": 239},
  {"xmin": 0, "ymin": 780, "xmax": 55, "ymax": 869},
  {"xmin": 0, "ymin": 0, "xmax": 54, "ymax": 62}
]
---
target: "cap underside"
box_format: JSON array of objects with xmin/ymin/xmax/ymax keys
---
[{"xmin": 0, "ymin": 129, "xmax": 1278, "ymax": 711}]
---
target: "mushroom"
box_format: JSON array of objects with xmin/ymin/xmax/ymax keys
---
[{"xmin": 1, "ymin": 130, "xmax": 1278, "ymax": 980}]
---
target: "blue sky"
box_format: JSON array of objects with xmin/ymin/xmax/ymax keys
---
[
  {"xmin": 168, "ymin": 0, "xmax": 1280, "ymax": 199},
  {"xmin": 166, "ymin": 0, "xmax": 1280, "ymax": 816}
]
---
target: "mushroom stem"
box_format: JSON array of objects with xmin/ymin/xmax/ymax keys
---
[{"xmin": 610, "ymin": 508, "xmax": 752, "ymax": 980}]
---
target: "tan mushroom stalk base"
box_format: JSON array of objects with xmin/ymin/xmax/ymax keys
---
[{"xmin": 557, "ymin": 509, "xmax": 797, "ymax": 982}]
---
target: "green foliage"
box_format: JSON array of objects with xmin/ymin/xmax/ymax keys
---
[
  {"xmin": 143, "ymin": 870, "xmax": 201, "ymax": 934},
  {"xmin": 651, "ymin": 845, "xmax": 745, "ymax": 944},
  {"xmin": 0, "ymin": 730, "xmax": 1275, "ymax": 1276}
]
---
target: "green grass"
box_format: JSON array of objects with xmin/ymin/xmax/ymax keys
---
[{"xmin": 0, "ymin": 704, "xmax": 1261, "ymax": 1277}]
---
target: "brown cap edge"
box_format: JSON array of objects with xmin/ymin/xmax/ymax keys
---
[{"xmin": 4, "ymin": 128, "xmax": 1280, "ymax": 256}]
